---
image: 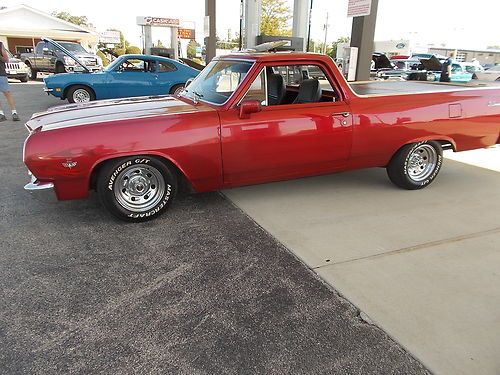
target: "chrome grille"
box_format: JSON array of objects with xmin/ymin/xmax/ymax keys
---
[
  {"xmin": 82, "ymin": 58, "xmax": 96, "ymax": 66},
  {"xmin": 6, "ymin": 62, "xmax": 20, "ymax": 70}
]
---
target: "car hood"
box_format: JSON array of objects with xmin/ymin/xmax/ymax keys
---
[
  {"xmin": 419, "ymin": 56, "xmax": 442, "ymax": 72},
  {"xmin": 9, "ymin": 57, "xmax": 22, "ymax": 64},
  {"xmin": 26, "ymin": 95, "xmax": 213, "ymax": 132}
]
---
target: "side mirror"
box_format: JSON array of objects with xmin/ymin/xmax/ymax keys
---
[
  {"xmin": 185, "ymin": 77, "xmax": 194, "ymax": 87},
  {"xmin": 239, "ymin": 99, "xmax": 262, "ymax": 119},
  {"xmin": 42, "ymin": 47, "xmax": 50, "ymax": 55}
]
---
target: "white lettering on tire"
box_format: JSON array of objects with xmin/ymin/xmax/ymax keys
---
[
  {"xmin": 108, "ymin": 160, "xmax": 132, "ymax": 190},
  {"xmin": 127, "ymin": 184, "xmax": 172, "ymax": 219}
]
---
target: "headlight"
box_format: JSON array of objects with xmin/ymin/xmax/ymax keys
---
[
  {"xmin": 18, "ymin": 61, "xmax": 27, "ymax": 69},
  {"xmin": 64, "ymin": 56, "xmax": 75, "ymax": 66},
  {"xmin": 96, "ymin": 56, "xmax": 103, "ymax": 66}
]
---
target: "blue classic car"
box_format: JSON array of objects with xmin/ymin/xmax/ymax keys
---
[{"xmin": 44, "ymin": 54, "xmax": 199, "ymax": 103}]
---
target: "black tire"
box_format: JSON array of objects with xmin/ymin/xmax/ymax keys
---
[
  {"xmin": 19, "ymin": 75, "xmax": 29, "ymax": 83},
  {"xmin": 55, "ymin": 62, "xmax": 66, "ymax": 74},
  {"xmin": 472, "ymin": 73, "xmax": 478, "ymax": 80},
  {"xmin": 386, "ymin": 141, "xmax": 443, "ymax": 190},
  {"xmin": 66, "ymin": 85, "xmax": 96, "ymax": 103},
  {"xmin": 26, "ymin": 63, "xmax": 37, "ymax": 80},
  {"xmin": 170, "ymin": 84, "xmax": 185, "ymax": 96},
  {"xmin": 97, "ymin": 156, "xmax": 177, "ymax": 222}
]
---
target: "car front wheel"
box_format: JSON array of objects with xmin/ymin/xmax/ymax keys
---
[
  {"xmin": 97, "ymin": 156, "xmax": 177, "ymax": 222},
  {"xmin": 386, "ymin": 141, "xmax": 443, "ymax": 190},
  {"xmin": 67, "ymin": 85, "xmax": 95, "ymax": 103}
]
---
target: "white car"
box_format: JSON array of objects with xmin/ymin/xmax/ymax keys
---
[{"xmin": 473, "ymin": 65, "xmax": 500, "ymax": 81}]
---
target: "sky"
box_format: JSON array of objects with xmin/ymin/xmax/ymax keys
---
[{"xmin": 1, "ymin": 0, "xmax": 499, "ymax": 50}]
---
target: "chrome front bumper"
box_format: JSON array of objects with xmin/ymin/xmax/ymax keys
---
[
  {"xmin": 24, "ymin": 173, "xmax": 53, "ymax": 191},
  {"xmin": 24, "ymin": 174, "xmax": 56, "ymax": 201}
]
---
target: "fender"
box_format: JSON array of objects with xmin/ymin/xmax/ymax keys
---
[{"xmin": 88, "ymin": 151, "xmax": 198, "ymax": 192}]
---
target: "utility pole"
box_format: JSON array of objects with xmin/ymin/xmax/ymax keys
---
[
  {"xmin": 205, "ymin": 0, "xmax": 216, "ymax": 63},
  {"xmin": 239, "ymin": 0, "xmax": 243, "ymax": 50},
  {"xmin": 305, "ymin": 0, "xmax": 313, "ymax": 52},
  {"xmin": 322, "ymin": 12, "xmax": 329, "ymax": 54}
]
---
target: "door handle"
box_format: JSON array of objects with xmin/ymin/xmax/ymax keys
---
[
  {"xmin": 332, "ymin": 111, "xmax": 350, "ymax": 117},
  {"xmin": 488, "ymin": 101, "xmax": 500, "ymax": 107}
]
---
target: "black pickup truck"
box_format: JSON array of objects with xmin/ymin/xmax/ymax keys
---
[{"xmin": 20, "ymin": 40, "xmax": 102, "ymax": 80}]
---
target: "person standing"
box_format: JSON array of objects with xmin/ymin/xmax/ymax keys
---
[
  {"xmin": 440, "ymin": 51, "xmax": 456, "ymax": 83},
  {"xmin": 0, "ymin": 41, "xmax": 19, "ymax": 121}
]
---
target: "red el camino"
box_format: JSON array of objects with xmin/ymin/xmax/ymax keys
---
[{"xmin": 23, "ymin": 53, "xmax": 500, "ymax": 221}]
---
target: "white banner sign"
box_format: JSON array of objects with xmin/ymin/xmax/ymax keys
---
[
  {"xmin": 99, "ymin": 31, "xmax": 121, "ymax": 44},
  {"xmin": 136, "ymin": 16, "xmax": 179, "ymax": 27},
  {"xmin": 347, "ymin": 0, "xmax": 372, "ymax": 17}
]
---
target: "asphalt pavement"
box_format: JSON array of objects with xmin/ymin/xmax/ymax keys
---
[{"xmin": 0, "ymin": 81, "xmax": 429, "ymax": 374}]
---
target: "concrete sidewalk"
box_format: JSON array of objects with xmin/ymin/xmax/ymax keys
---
[{"xmin": 224, "ymin": 157, "xmax": 500, "ymax": 375}]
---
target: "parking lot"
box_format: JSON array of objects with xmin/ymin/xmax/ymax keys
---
[{"xmin": 0, "ymin": 82, "xmax": 431, "ymax": 374}]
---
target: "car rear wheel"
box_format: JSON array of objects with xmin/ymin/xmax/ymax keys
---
[
  {"xmin": 170, "ymin": 84, "xmax": 185, "ymax": 96},
  {"xmin": 67, "ymin": 85, "xmax": 95, "ymax": 103},
  {"xmin": 386, "ymin": 141, "xmax": 443, "ymax": 190},
  {"xmin": 97, "ymin": 156, "xmax": 177, "ymax": 222}
]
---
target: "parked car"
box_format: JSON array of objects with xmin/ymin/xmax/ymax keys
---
[
  {"xmin": 377, "ymin": 58, "xmax": 423, "ymax": 80},
  {"xmin": 23, "ymin": 52, "xmax": 500, "ymax": 221},
  {"xmin": 21, "ymin": 40, "xmax": 102, "ymax": 79},
  {"xmin": 429, "ymin": 63, "xmax": 473, "ymax": 83},
  {"xmin": 5, "ymin": 50, "xmax": 29, "ymax": 82},
  {"xmin": 472, "ymin": 65, "xmax": 500, "ymax": 81},
  {"xmin": 44, "ymin": 53, "xmax": 199, "ymax": 103}
]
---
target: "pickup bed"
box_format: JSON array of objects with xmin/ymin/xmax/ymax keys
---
[
  {"xmin": 21, "ymin": 41, "xmax": 102, "ymax": 80},
  {"xmin": 23, "ymin": 52, "xmax": 500, "ymax": 221}
]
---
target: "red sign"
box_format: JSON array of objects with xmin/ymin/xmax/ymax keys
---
[{"xmin": 178, "ymin": 28, "xmax": 195, "ymax": 39}]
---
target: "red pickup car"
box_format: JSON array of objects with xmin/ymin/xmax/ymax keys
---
[{"xmin": 23, "ymin": 53, "xmax": 500, "ymax": 221}]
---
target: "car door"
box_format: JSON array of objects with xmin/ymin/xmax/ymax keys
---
[
  {"xmin": 105, "ymin": 57, "xmax": 155, "ymax": 98},
  {"xmin": 451, "ymin": 64, "xmax": 472, "ymax": 83},
  {"xmin": 219, "ymin": 63, "xmax": 353, "ymax": 187},
  {"xmin": 34, "ymin": 43, "xmax": 47, "ymax": 70}
]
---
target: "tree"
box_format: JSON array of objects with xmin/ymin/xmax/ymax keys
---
[
  {"xmin": 329, "ymin": 36, "xmax": 350, "ymax": 58},
  {"xmin": 52, "ymin": 11, "xmax": 93, "ymax": 28},
  {"xmin": 260, "ymin": 0, "xmax": 292, "ymax": 37},
  {"xmin": 187, "ymin": 40, "xmax": 200, "ymax": 59},
  {"xmin": 125, "ymin": 46, "xmax": 141, "ymax": 54}
]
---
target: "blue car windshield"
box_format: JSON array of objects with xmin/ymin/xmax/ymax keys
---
[{"xmin": 180, "ymin": 60, "xmax": 252, "ymax": 105}]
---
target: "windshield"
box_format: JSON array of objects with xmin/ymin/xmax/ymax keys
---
[
  {"xmin": 180, "ymin": 60, "xmax": 253, "ymax": 105},
  {"xmin": 58, "ymin": 42, "xmax": 88, "ymax": 54}
]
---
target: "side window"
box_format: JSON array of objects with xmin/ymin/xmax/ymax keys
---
[
  {"xmin": 451, "ymin": 64, "xmax": 462, "ymax": 73},
  {"xmin": 35, "ymin": 43, "xmax": 44, "ymax": 54},
  {"xmin": 119, "ymin": 59, "xmax": 147, "ymax": 72},
  {"xmin": 241, "ymin": 68, "xmax": 267, "ymax": 104},
  {"xmin": 268, "ymin": 64, "xmax": 337, "ymax": 105},
  {"xmin": 158, "ymin": 62, "xmax": 177, "ymax": 72}
]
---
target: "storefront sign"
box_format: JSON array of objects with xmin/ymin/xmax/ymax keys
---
[
  {"xmin": 178, "ymin": 28, "xmax": 195, "ymax": 39},
  {"xmin": 347, "ymin": 0, "xmax": 372, "ymax": 17},
  {"xmin": 136, "ymin": 16, "xmax": 180, "ymax": 27},
  {"xmin": 99, "ymin": 30, "xmax": 121, "ymax": 44}
]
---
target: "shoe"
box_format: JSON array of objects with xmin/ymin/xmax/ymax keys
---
[
  {"xmin": 12, "ymin": 113, "xmax": 19, "ymax": 121},
  {"xmin": 0, "ymin": 114, "xmax": 6, "ymax": 122}
]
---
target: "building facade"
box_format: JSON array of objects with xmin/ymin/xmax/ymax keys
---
[{"xmin": 0, "ymin": 5, "xmax": 98, "ymax": 55}]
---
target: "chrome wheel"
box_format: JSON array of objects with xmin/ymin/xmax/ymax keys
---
[
  {"xmin": 113, "ymin": 164, "xmax": 165, "ymax": 212},
  {"xmin": 407, "ymin": 144, "xmax": 438, "ymax": 182},
  {"xmin": 172, "ymin": 85, "xmax": 185, "ymax": 96},
  {"xmin": 72, "ymin": 88, "xmax": 91, "ymax": 103}
]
